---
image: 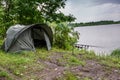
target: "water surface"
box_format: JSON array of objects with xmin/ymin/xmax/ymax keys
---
[{"xmin": 74, "ymin": 24, "xmax": 120, "ymax": 55}]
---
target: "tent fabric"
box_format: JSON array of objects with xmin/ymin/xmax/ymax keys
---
[
  {"xmin": 44, "ymin": 31, "xmax": 51, "ymax": 50},
  {"xmin": 5, "ymin": 24, "xmax": 27, "ymax": 51},
  {"xmin": 2, "ymin": 24, "xmax": 53, "ymax": 52},
  {"xmin": 9, "ymin": 28, "xmax": 35, "ymax": 52}
]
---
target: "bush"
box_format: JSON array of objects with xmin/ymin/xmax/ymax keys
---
[
  {"xmin": 111, "ymin": 49, "xmax": 120, "ymax": 57},
  {"xmin": 53, "ymin": 23, "xmax": 79, "ymax": 50}
]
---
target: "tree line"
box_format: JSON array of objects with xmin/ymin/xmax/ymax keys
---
[{"xmin": 70, "ymin": 20, "xmax": 120, "ymax": 27}]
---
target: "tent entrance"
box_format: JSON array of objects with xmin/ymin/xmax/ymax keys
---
[
  {"xmin": 32, "ymin": 28, "xmax": 49, "ymax": 49},
  {"xmin": 33, "ymin": 39, "xmax": 46, "ymax": 48}
]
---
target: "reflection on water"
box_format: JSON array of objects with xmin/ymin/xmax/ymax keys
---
[{"xmin": 74, "ymin": 24, "xmax": 120, "ymax": 55}]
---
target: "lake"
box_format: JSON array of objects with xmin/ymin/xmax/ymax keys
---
[{"xmin": 74, "ymin": 24, "xmax": 120, "ymax": 55}]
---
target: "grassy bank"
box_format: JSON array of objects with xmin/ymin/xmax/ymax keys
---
[{"xmin": 0, "ymin": 40, "xmax": 120, "ymax": 80}]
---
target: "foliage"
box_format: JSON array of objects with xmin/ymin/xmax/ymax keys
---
[
  {"xmin": 0, "ymin": 0, "xmax": 76, "ymax": 49},
  {"xmin": 0, "ymin": 0, "xmax": 75, "ymax": 38},
  {"xmin": 111, "ymin": 49, "xmax": 120, "ymax": 57},
  {"xmin": 52, "ymin": 23, "xmax": 79, "ymax": 50}
]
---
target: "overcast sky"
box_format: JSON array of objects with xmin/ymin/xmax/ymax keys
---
[{"xmin": 60, "ymin": 0, "xmax": 120, "ymax": 22}]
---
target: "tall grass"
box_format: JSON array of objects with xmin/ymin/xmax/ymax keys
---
[{"xmin": 111, "ymin": 49, "xmax": 120, "ymax": 57}]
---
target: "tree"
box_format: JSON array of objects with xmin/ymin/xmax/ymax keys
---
[
  {"xmin": 0, "ymin": 0, "xmax": 75, "ymax": 38},
  {"xmin": 0, "ymin": 0, "xmax": 75, "ymax": 24}
]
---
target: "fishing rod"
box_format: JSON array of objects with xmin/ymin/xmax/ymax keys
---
[{"xmin": 74, "ymin": 43, "xmax": 103, "ymax": 49}]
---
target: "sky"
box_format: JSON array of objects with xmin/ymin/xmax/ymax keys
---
[{"xmin": 60, "ymin": 0, "xmax": 120, "ymax": 22}]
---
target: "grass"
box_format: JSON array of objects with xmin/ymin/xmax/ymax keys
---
[
  {"xmin": 111, "ymin": 49, "xmax": 120, "ymax": 57},
  {"xmin": 0, "ymin": 51, "xmax": 34, "ymax": 77},
  {"xmin": 0, "ymin": 48, "xmax": 48, "ymax": 79},
  {"xmin": 62, "ymin": 53, "xmax": 85, "ymax": 66},
  {"xmin": 0, "ymin": 39, "xmax": 120, "ymax": 79},
  {"xmin": 98, "ymin": 56, "xmax": 120, "ymax": 68},
  {"xmin": 0, "ymin": 71, "xmax": 12, "ymax": 80},
  {"xmin": 55, "ymin": 71, "xmax": 92, "ymax": 80},
  {"xmin": 0, "ymin": 71, "xmax": 9, "ymax": 78},
  {"xmin": 0, "ymin": 49, "xmax": 120, "ymax": 79},
  {"xmin": 55, "ymin": 71, "xmax": 78, "ymax": 80}
]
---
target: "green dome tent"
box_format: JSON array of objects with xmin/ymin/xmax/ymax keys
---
[{"xmin": 1, "ymin": 24, "xmax": 53, "ymax": 52}]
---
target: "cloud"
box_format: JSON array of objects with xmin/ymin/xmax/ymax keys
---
[
  {"xmin": 68, "ymin": 0, "xmax": 120, "ymax": 5},
  {"xmin": 61, "ymin": 0, "xmax": 120, "ymax": 22},
  {"xmin": 94, "ymin": 0, "xmax": 120, "ymax": 5}
]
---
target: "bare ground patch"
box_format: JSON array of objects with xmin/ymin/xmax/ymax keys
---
[
  {"xmin": 71, "ymin": 60, "xmax": 120, "ymax": 80},
  {"xmin": 31, "ymin": 52, "xmax": 120, "ymax": 80},
  {"xmin": 1, "ymin": 52, "xmax": 120, "ymax": 80}
]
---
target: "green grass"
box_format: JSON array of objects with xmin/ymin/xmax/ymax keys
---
[
  {"xmin": 0, "ymin": 48, "xmax": 48, "ymax": 79},
  {"xmin": 0, "ymin": 51, "xmax": 34, "ymax": 76},
  {"xmin": 0, "ymin": 71, "xmax": 8, "ymax": 77},
  {"xmin": 111, "ymin": 49, "xmax": 120, "ymax": 57},
  {"xmin": 0, "ymin": 48, "xmax": 120, "ymax": 79},
  {"xmin": 0, "ymin": 39, "xmax": 120, "ymax": 79},
  {"xmin": 36, "ymin": 48, "xmax": 51, "ymax": 60},
  {"xmin": 72, "ymin": 49, "xmax": 120, "ymax": 69},
  {"xmin": 0, "ymin": 71, "xmax": 12, "ymax": 80},
  {"xmin": 62, "ymin": 53, "xmax": 85, "ymax": 66},
  {"xmin": 55, "ymin": 71, "xmax": 92, "ymax": 80},
  {"xmin": 55, "ymin": 71, "xmax": 78, "ymax": 80},
  {"xmin": 98, "ymin": 56, "xmax": 120, "ymax": 68}
]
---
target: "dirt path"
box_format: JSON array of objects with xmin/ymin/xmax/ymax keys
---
[
  {"xmin": 36, "ymin": 53, "xmax": 120, "ymax": 80},
  {"xmin": 71, "ymin": 60, "xmax": 120, "ymax": 80},
  {"xmin": 1, "ymin": 52, "xmax": 120, "ymax": 80}
]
